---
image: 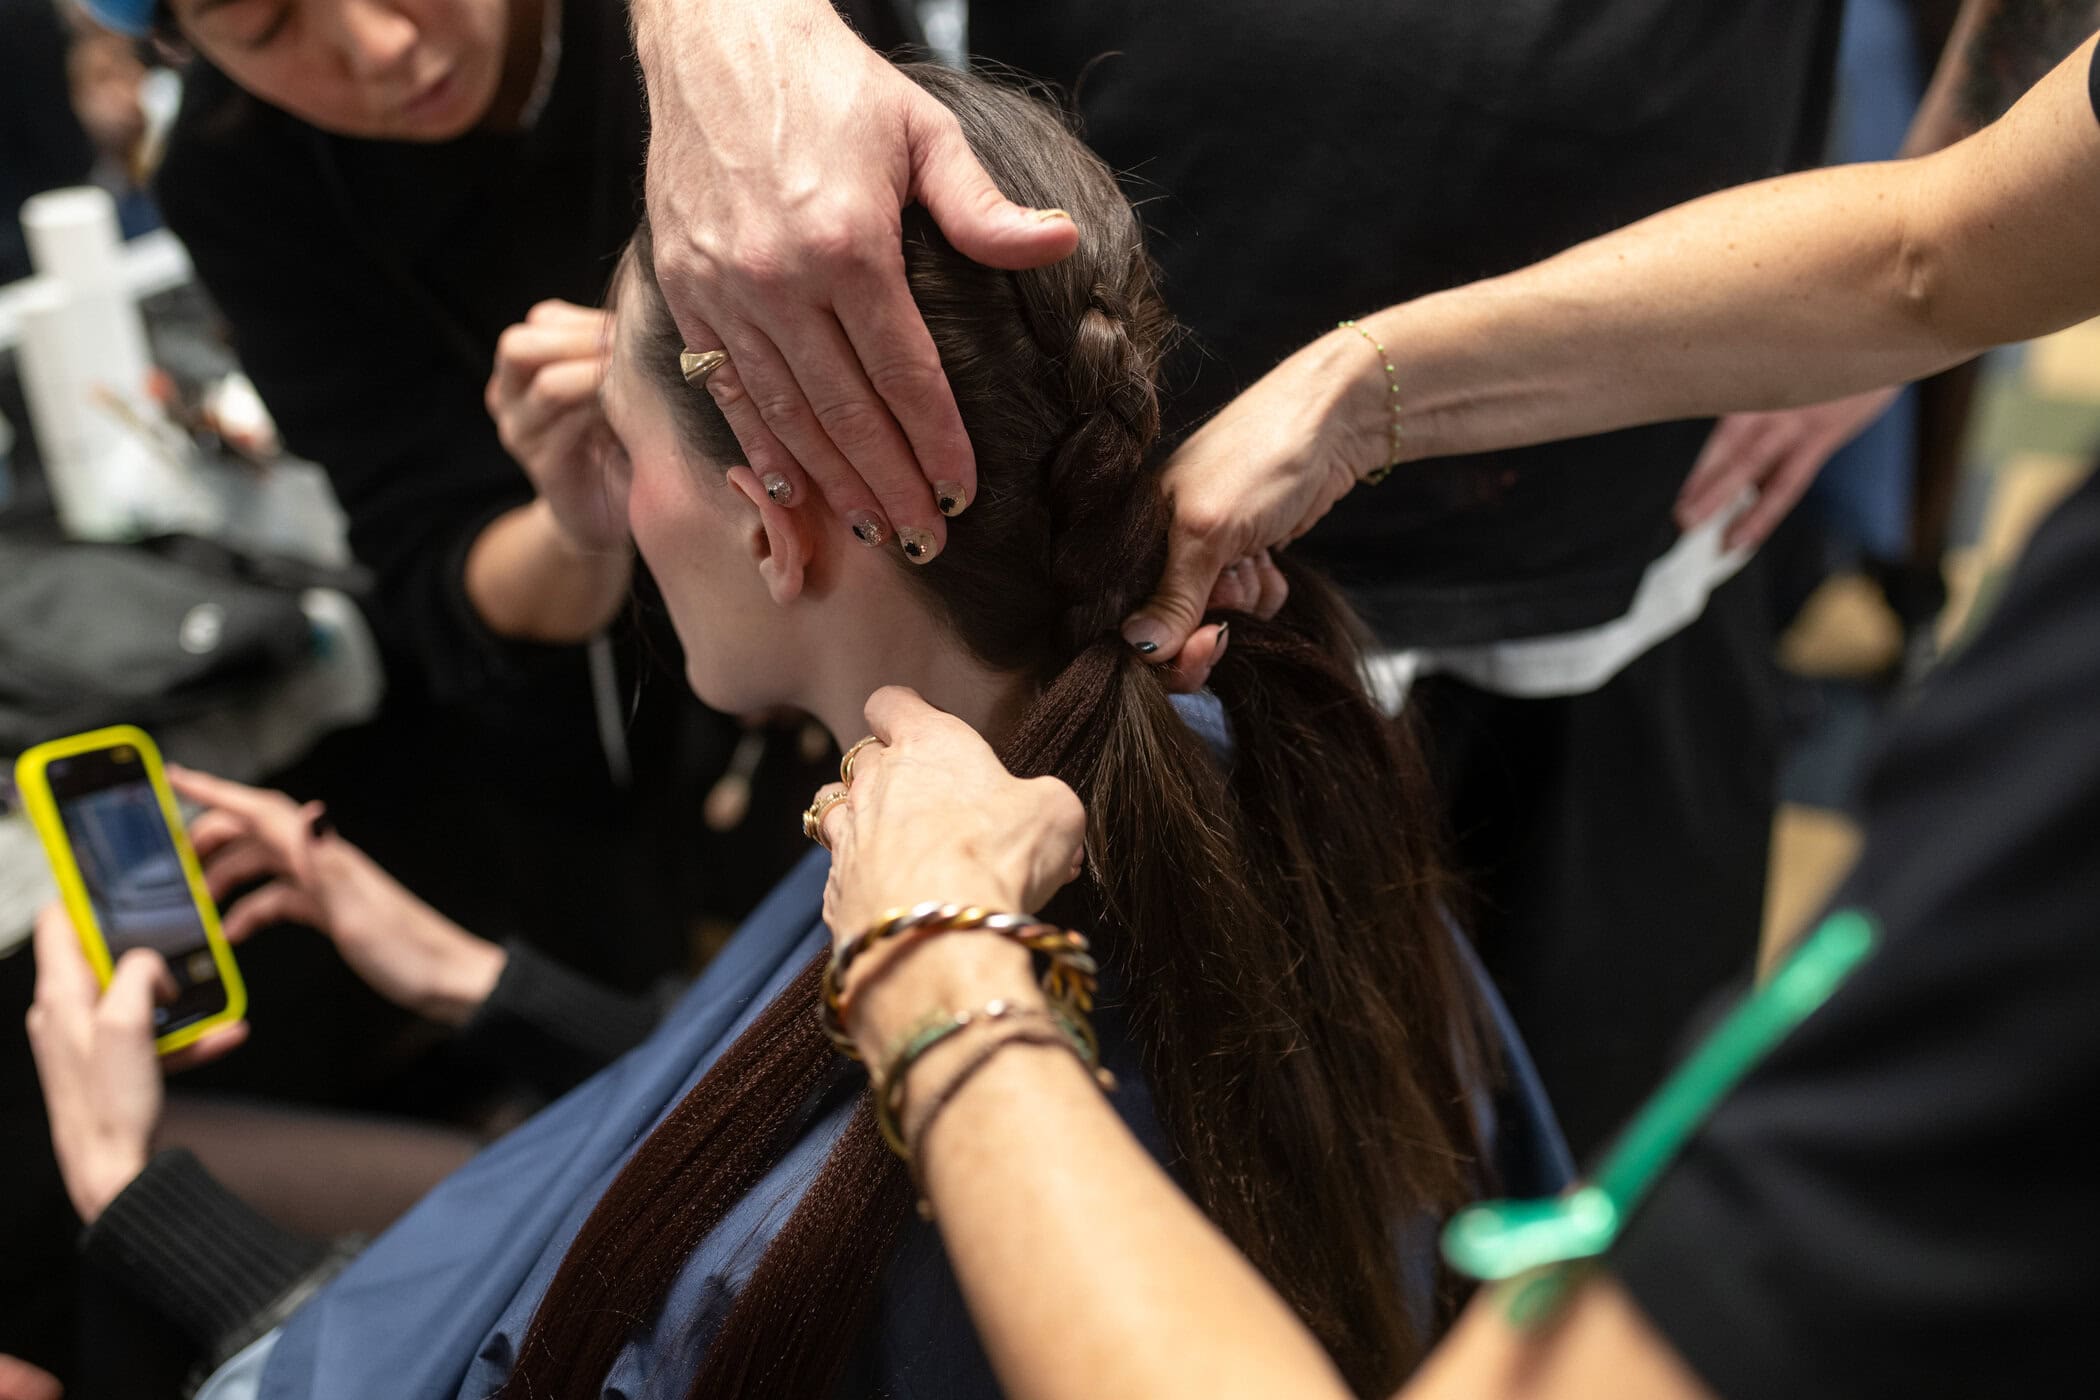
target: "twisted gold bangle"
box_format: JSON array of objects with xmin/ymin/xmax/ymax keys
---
[{"xmin": 820, "ymin": 903, "xmax": 1100, "ymax": 1059}]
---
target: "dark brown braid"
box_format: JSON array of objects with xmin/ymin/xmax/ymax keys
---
[{"xmin": 502, "ymin": 65, "xmax": 1488, "ymax": 1400}]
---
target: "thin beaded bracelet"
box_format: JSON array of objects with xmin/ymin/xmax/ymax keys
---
[
  {"xmin": 872, "ymin": 999, "xmax": 1112, "ymax": 1158},
  {"xmin": 1338, "ymin": 318, "xmax": 1402, "ymax": 484},
  {"xmin": 820, "ymin": 903, "xmax": 1100, "ymax": 1058},
  {"xmin": 900, "ymin": 1024, "xmax": 1102, "ymax": 1219}
]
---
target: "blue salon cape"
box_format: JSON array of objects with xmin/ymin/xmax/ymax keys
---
[
  {"xmin": 258, "ymin": 849, "xmax": 1089, "ymax": 1399},
  {"xmin": 252, "ymin": 778, "xmax": 1567, "ymax": 1396}
]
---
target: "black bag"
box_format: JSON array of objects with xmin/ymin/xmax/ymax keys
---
[{"xmin": 0, "ymin": 537, "xmax": 313, "ymax": 753}]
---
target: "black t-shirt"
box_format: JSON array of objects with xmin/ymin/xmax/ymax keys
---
[
  {"xmin": 155, "ymin": 0, "xmax": 915, "ymax": 703},
  {"xmin": 156, "ymin": 0, "xmax": 648, "ymax": 704},
  {"xmin": 1612, "ymin": 460, "xmax": 2100, "ymax": 1396},
  {"xmin": 973, "ymin": 2, "xmax": 1842, "ymax": 645}
]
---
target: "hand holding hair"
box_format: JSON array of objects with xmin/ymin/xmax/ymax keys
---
[
  {"xmin": 817, "ymin": 685, "xmax": 1085, "ymax": 932},
  {"xmin": 485, "ymin": 299, "xmax": 627, "ymax": 556},
  {"xmin": 630, "ymin": 0, "xmax": 1079, "ymax": 559},
  {"xmin": 1121, "ymin": 324, "xmax": 1383, "ymax": 668}
]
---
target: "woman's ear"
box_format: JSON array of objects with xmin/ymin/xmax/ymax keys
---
[{"xmin": 726, "ymin": 465, "xmax": 812, "ymax": 604}]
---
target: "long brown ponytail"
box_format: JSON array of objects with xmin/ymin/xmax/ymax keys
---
[{"xmin": 502, "ymin": 65, "xmax": 1488, "ymax": 1400}]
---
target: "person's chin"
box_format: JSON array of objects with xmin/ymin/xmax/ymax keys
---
[{"xmin": 396, "ymin": 64, "xmax": 493, "ymax": 141}]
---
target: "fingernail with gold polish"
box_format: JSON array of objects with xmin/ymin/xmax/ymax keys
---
[
  {"xmin": 848, "ymin": 511, "xmax": 887, "ymax": 547},
  {"xmin": 934, "ymin": 481, "xmax": 967, "ymax": 517},
  {"xmin": 761, "ymin": 472, "xmax": 794, "ymax": 506},
  {"xmin": 898, "ymin": 526, "xmax": 938, "ymax": 563}
]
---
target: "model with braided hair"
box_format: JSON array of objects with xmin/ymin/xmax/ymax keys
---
[
  {"xmin": 26, "ymin": 63, "xmax": 1562, "ymax": 1400},
  {"xmin": 485, "ymin": 65, "xmax": 1522, "ymax": 1400}
]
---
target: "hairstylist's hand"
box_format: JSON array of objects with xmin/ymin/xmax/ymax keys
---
[
  {"xmin": 1676, "ymin": 387, "xmax": 1900, "ymax": 551},
  {"xmin": 26, "ymin": 906, "xmax": 246, "ymax": 1224},
  {"xmin": 166, "ymin": 767, "xmax": 505, "ymax": 1027},
  {"xmin": 1123, "ymin": 326, "xmax": 1390, "ymax": 670},
  {"xmin": 816, "ymin": 688, "xmax": 1085, "ymax": 940},
  {"xmin": 815, "ymin": 688, "xmax": 1085, "ymax": 1050},
  {"xmin": 633, "ymin": 0, "xmax": 1079, "ymax": 554},
  {"xmin": 487, "ymin": 300, "xmax": 628, "ymax": 553}
]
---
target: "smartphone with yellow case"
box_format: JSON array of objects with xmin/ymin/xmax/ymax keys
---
[{"xmin": 14, "ymin": 725, "xmax": 246, "ymax": 1054}]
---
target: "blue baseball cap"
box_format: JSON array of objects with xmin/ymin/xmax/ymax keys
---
[{"xmin": 76, "ymin": 0, "xmax": 159, "ymax": 37}]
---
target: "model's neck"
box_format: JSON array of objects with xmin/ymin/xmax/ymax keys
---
[{"xmin": 803, "ymin": 629, "xmax": 1031, "ymax": 757}]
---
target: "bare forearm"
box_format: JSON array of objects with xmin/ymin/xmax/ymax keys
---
[
  {"xmin": 1367, "ymin": 40, "xmax": 2100, "ymax": 466},
  {"xmin": 462, "ymin": 500, "xmax": 631, "ymax": 643},
  {"xmin": 839, "ymin": 935, "xmax": 1347, "ymax": 1400},
  {"xmin": 1367, "ymin": 161, "xmax": 1945, "ymax": 462},
  {"xmin": 922, "ymin": 1044, "xmax": 1351, "ymax": 1400}
]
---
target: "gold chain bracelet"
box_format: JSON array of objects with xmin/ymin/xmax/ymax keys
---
[{"xmin": 1338, "ymin": 318, "xmax": 1402, "ymax": 484}]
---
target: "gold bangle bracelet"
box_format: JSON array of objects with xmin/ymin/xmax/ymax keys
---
[{"xmin": 820, "ymin": 904, "xmax": 1100, "ymax": 1059}]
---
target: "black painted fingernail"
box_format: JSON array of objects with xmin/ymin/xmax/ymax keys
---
[
  {"xmin": 1131, "ymin": 639, "xmax": 1159, "ymax": 655},
  {"xmin": 848, "ymin": 511, "xmax": 887, "ymax": 547},
  {"xmin": 898, "ymin": 526, "xmax": 937, "ymax": 563}
]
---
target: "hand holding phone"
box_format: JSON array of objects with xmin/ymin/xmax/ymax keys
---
[
  {"xmin": 15, "ymin": 726, "xmax": 246, "ymax": 1052},
  {"xmin": 24, "ymin": 904, "xmax": 247, "ymax": 1223}
]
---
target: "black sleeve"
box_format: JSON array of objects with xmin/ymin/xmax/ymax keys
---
[
  {"xmin": 0, "ymin": 0, "xmax": 97, "ymax": 279},
  {"xmin": 456, "ymin": 939, "xmax": 662, "ymax": 1097},
  {"xmin": 2088, "ymin": 38, "xmax": 2098, "ymax": 124},
  {"xmin": 81, "ymin": 1150, "xmax": 353, "ymax": 1372},
  {"xmin": 153, "ymin": 92, "xmax": 569, "ymax": 705},
  {"xmin": 1611, "ymin": 468, "xmax": 2100, "ymax": 1400}
]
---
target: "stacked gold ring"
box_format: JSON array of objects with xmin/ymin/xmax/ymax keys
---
[
  {"xmin": 840, "ymin": 736, "xmax": 880, "ymax": 787},
  {"xmin": 802, "ymin": 789, "xmax": 850, "ymax": 847}
]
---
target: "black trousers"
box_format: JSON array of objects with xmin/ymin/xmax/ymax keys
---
[{"xmin": 1414, "ymin": 552, "xmax": 1782, "ymax": 1159}]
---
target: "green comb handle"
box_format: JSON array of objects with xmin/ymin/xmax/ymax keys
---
[{"xmin": 1442, "ymin": 908, "xmax": 1880, "ymax": 1325}]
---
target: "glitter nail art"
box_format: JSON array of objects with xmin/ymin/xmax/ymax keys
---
[{"xmin": 898, "ymin": 526, "xmax": 937, "ymax": 563}]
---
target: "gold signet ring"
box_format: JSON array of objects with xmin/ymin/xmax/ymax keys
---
[{"xmin": 680, "ymin": 348, "xmax": 730, "ymax": 386}]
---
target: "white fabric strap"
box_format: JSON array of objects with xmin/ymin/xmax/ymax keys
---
[{"xmin": 1368, "ymin": 490, "xmax": 1755, "ymax": 710}]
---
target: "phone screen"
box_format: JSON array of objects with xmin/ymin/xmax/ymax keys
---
[{"xmin": 47, "ymin": 744, "xmax": 228, "ymax": 1036}]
